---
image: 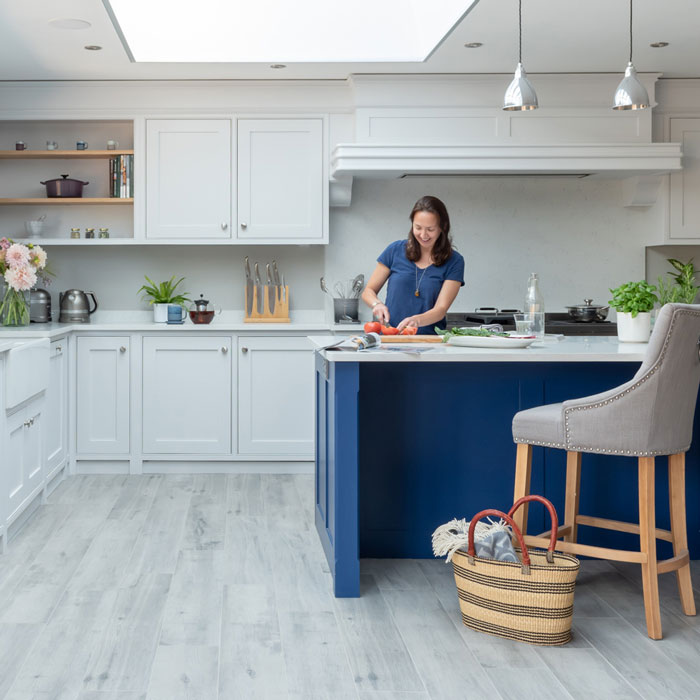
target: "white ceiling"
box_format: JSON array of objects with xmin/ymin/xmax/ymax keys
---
[{"xmin": 0, "ymin": 0, "xmax": 697, "ymax": 82}]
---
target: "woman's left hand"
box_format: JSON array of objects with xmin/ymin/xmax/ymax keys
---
[{"xmin": 397, "ymin": 316, "xmax": 420, "ymax": 332}]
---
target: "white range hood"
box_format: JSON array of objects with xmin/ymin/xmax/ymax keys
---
[{"xmin": 331, "ymin": 143, "xmax": 682, "ymax": 179}]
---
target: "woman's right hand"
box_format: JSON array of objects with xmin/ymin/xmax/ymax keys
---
[{"xmin": 372, "ymin": 302, "xmax": 390, "ymax": 324}]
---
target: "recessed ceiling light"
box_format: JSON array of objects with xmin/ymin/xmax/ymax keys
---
[
  {"xmin": 270, "ymin": 64, "xmax": 287, "ymax": 69},
  {"xmin": 464, "ymin": 42, "xmax": 483, "ymax": 48},
  {"xmin": 48, "ymin": 18, "xmax": 92, "ymax": 30},
  {"xmin": 650, "ymin": 41, "xmax": 669, "ymax": 48},
  {"xmin": 84, "ymin": 45, "xmax": 103, "ymax": 51}
]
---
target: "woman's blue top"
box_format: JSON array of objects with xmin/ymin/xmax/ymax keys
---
[{"xmin": 378, "ymin": 240, "xmax": 465, "ymax": 334}]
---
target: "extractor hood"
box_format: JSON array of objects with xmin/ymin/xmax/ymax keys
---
[{"xmin": 331, "ymin": 143, "xmax": 682, "ymax": 179}]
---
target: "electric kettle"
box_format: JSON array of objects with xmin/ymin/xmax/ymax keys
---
[{"xmin": 58, "ymin": 289, "xmax": 98, "ymax": 323}]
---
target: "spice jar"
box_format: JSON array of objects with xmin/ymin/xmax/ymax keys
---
[
  {"xmin": 98, "ymin": 227, "xmax": 110, "ymax": 239},
  {"xmin": 70, "ymin": 227, "xmax": 80, "ymax": 239},
  {"xmin": 85, "ymin": 227, "xmax": 95, "ymax": 239}
]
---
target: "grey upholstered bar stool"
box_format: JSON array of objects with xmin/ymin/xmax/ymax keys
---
[{"xmin": 511, "ymin": 303, "xmax": 700, "ymax": 640}]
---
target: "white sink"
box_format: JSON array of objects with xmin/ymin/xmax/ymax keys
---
[{"xmin": 5, "ymin": 338, "xmax": 49, "ymax": 411}]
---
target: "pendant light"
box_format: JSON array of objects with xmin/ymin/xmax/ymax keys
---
[
  {"xmin": 612, "ymin": 0, "xmax": 649, "ymax": 110},
  {"xmin": 503, "ymin": 0, "xmax": 538, "ymax": 111}
]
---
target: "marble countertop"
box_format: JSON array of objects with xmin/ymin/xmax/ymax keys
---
[
  {"xmin": 0, "ymin": 310, "xmax": 332, "ymax": 339},
  {"xmin": 309, "ymin": 335, "xmax": 648, "ymax": 363}
]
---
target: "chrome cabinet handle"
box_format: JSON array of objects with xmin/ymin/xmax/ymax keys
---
[
  {"xmin": 221, "ymin": 222, "xmax": 228, "ymax": 230},
  {"xmin": 241, "ymin": 346, "xmax": 248, "ymax": 353},
  {"xmin": 221, "ymin": 346, "xmax": 228, "ymax": 353},
  {"xmin": 240, "ymin": 222, "xmax": 248, "ymax": 230},
  {"xmin": 24, "ymin": 420, "xmax": 31, "ymax": 427},
  {"xmin": 30, "ymin": 417, "xmax": 34, "ymax": 426},
  {"xmin": 120, "ymin": 346, "xmax": 127, "ymax": 353}
]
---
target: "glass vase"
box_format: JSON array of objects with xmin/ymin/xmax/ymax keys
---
[{"xmin": 0, "ymin": 282, "xmax": 31, "ymax": 326}]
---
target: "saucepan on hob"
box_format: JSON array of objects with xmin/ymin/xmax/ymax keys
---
[{"xmin": 565, "ymin": 299, "xmax": 609, "ymax": 322}]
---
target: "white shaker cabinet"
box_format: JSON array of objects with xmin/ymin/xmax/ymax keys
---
[
  {"xmin": 142, "ymin": 336, "xmax": 232, "ymax": 454},
  {"xmin": 5, "ymin": 397, "xmax": 44, "ymax": 527},
  {"xmin": 146, "ymin": 119, "xmax": 232, "ymax": 239},
  {"xmin": 237, "ymin": 336, "xmax": 314, "ymax": 456},
  {"xmin": 237, "ymin": 119, "xmax": 326, "ymax": 243},
  {"xmin": 76, "ymin": 337, "xmax": 130, "ymax": 454},
  {"xmin": 669, "ymin": 118, "xmax": 700, "ymax": 242},
  {"xmin": 46, "ymin": 339, "xmax": 68, "ymax": 480}
]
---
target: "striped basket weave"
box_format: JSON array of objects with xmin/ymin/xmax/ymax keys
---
[{"xmin": 452, "ymin": 496, "xmax": 580, "ymax": 646}]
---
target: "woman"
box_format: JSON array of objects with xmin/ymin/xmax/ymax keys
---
[{"xmin": 362, "ymin": 195, "xmax": 464, "ymax": 334}]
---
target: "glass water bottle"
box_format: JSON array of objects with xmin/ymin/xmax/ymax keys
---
[{"xmin": 525, "ymin": 273, "xmax": 545, "ymax": 340}]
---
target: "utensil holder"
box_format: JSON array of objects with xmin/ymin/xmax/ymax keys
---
[
  {"xmin": 244, "ymin": 285, "xmax": 290, "ymax": 323},
  {"xmin": 333, "ymin": 298, "xmax": 359, "ymax": 323}
]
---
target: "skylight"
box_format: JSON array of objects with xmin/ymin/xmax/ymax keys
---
[{"xmin": 104, "ymin": 0, "xmax": 480, "ymax": 63}]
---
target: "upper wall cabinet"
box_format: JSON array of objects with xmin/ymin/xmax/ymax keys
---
[
  {"xmin": 669, "ymin": 118, "xmax": 700, "ymax": 242},
  {"xmin": 146, "ymin": 119, "xmax": 232, "ymax": 239},
  {"xmin": 237, "ymin": 119, "xmax": 327, "ymax": 243}
]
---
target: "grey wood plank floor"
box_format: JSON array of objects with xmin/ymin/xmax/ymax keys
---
[{"xmin": 1, "ymin": 475, "xmax": 700, "ymax": 700}]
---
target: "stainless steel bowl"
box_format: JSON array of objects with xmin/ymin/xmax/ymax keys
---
[{"xmin": 566, "ymin": 299, "xmax": 609, "ymax": 322}]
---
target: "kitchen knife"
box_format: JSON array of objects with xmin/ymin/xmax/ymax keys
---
[
  {"xmin": 281, "ymin": 274, "xmax": 286, "ymax": 304},
  {"xmin": 272, "ymin": 260, "xmax": 282, "ymax": 307},
  {"xmin": 266, "ymin": 264, "xmax": 275, "ymax": 314},
  {"xmin": 245, "ymin": 257, "xmax": 253, "ymax": 316},
  {"xmin": 254, "ymin": 263, "xmax": 263, "ymax": 314}
]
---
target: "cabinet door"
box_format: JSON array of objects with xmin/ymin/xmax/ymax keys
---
[
  {"xmin": 5, "ymin": 408, "xmax": 26, "ymax": 523},
  {"xmin": 23, "ymin": 401, "xmax": 44, "ymax": 500},
  {"xmin": 146, "ymin": 119, "xmax": 232, "ymax": 239},
  {"xmin": 46, "ymin": 340, "xmax": 68, "ymax": 474},
  {"xmin": 142, "ymin": 337, "xmax": 232, "ymax": 454},
  {"xmin": 670, "ymin": 118, "xmax": 700, "ymax": 240},
  {"xmin": 76, "ymin": 337, "xmax": 130, "ymax": 454},
  {"xmin": 237, "ymin": 119, "xmax": 325, "ymax": 242},
  {"xmin": 237, "ymin": 336, "xmax": 314, "ymax": 456}
]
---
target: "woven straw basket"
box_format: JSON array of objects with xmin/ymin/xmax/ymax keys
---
[{"xmin": 452, "ymin": 495, "xmax": 580, "ymax": 646}]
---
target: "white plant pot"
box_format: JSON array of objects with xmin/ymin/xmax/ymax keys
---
[
  {"xmin": 153, "ymin": 303, "xmax": 168, "ymax": 323},
  {"xmin": 617, "ymin": 311, "xmax": 651, "ymax": 343}
]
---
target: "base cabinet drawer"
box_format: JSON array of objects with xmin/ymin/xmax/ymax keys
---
[
  {"xmin": 142, "ymin": 336, "xmax": 232, "ymax": 454},
  {"xmin": 76, "ymin": 337, "xmax": 130, "ymax": 454},
  {"xmin": 237, "ymin": 336, "xmax": 314, "ymax": 456}
]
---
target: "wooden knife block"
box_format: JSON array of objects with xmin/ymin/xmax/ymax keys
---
[{"xmin": 244, "ymin": 285, "xmax": 290, "ymax": 323}]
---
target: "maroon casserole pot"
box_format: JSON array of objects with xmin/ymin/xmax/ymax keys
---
[{"xmin": 40, "ymin": 174, "xmax": 89, "ymax": 198}]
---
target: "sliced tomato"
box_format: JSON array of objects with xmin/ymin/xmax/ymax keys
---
[
  {"xmin": 364, "ymin": 321, "xmax": 381, "ymax": 334},
  {"xmin": 381, "ymin": 325, "xmax": 399, "ymax": 335},
  {"xmin": 399, "ymin": 326, "xmax": 418, "ymax": 335}
]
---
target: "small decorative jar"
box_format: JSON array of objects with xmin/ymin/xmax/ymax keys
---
[
  {"xmin": 85, "ymin": 227, "xmax": 95, "ymax": 239},
  {"xmin": 70, "ymin": 227, "xmax": 81, "ymax": 239},
  {"xmin": 15, "ymin": 140, "xmax": 27, "ymax": 151},
  {"xmin": 98, "ymin": 227, "xmax": 110, "ymax": 239}
]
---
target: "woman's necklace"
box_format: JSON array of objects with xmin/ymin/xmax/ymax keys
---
[{"xmin": 415, "ymin": 264, "xmax": 429, "ymax": 297}]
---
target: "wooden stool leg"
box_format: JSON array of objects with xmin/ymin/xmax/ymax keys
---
[
  {"xmin": 564, "ymin": 451, "xmax": 581, "ymax": 543},
  {"xmin": 513, "ymin": 443, "xmax": 532, "ymax": 535},
  {"xmin": 669, "ymin": 452, "xmax": 696, "ymax": 616},
  {"xmin": 639, "ymin": 456, "xmax": 662, "ymax": 639}
]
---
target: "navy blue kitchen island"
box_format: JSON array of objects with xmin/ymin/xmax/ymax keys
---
[{"xmin": 311, "ymin": 336, "xmax": 700, "ymax": 597}]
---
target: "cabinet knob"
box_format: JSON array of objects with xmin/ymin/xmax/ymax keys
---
[
  {"xmin": 30, "ymin": 417, "xmax": 34, "ymax": 426},
  {"xmin": 120, "ymin": 346, "xmax": 127, "ymax": 353},
  {"xmin": 56, "ymin": 345, "xmax": 62, "ymax": 353},
  {"xmin": 241, "ymin": 346, "xmax": 248, "ymax": 353},
  {"xmin": 240, "ymin": 222, "xmax": 248, "ymax": 230},
  {"xmin": 221, "ymin": 346, "xmax": 228, "ymax": 353},
  {"xmin": 221, "ymin": 222, "xmax": 228, "ymax": 230},
  {"xmin": 24, "ymin": 420, "xmax": 31, "ymax": 428}
]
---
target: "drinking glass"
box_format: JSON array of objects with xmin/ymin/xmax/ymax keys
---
[{"xmin": 513, "ymin": 312, "xmax": 535, "ymax": 335}]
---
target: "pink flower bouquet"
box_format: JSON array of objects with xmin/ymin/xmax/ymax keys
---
[{"xmin": 0, "ymin": 237, "xmax": 49, "ymax": 326}]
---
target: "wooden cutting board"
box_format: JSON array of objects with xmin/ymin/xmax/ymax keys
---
[{"xmin": 377, "ymin": 335, "xmax": 444, "ymax": 343}]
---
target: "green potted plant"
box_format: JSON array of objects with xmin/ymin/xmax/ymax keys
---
[
  {"xmin": 608, "ymin": 280, "xmax": 658, "ymax": 342},
  {"xmin": 138, "ymin": 275, "xmax": 190, "ymax": 323}
]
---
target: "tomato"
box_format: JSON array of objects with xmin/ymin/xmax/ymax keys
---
[
  {"xmin": 399, "ymin": 326, "xmax": 418, "ymax": 335},
  {"xmin": 381, "ymin": 325, "xmax": 399, "ymax": 335},
  {"xmin": 364, "ymin": 321, "xmax": 381, "ymax": 334}
]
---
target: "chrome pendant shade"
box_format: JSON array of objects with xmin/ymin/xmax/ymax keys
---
[
  {"xmin": 613, "ymin": 0, "xmax": 649, "ymax": 110},
  {"xmin": 503, "ymin": 62, "xmax": 538, "ymax": 111},
  {"xmin": 503, "ymin": 0, "xmax": 538, "ymax": 111},
  {"xmin": 613, "ymin": 62, "xmax": 650, "ymax": 110}
]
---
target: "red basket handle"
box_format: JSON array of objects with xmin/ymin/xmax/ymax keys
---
[
  {"xmin": 508, "ymin": 495, "xmax": 559, "ymax": 561},
  {"xmin": 467, "ymin": 508, "xmax": 530, "ymax": 569}
]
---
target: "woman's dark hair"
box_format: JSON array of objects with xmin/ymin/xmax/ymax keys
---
[{"xmin": 406, "ymin": 195, "xmax": 453, "ymax": 266}]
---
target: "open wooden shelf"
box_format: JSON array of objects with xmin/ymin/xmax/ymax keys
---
[
  {"xmin": 0, "ymin": 197, "xmax": 133, "ymax": 205},
  {"xmin": 0, "ymin": 150, "xmax": 134, "ymax": 159}
]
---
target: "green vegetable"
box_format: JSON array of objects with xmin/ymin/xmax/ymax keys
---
[
  {"xmin": 435, "ymin": 326, "xmax": 510, "ymax": 342},
  {"xmin": 137, "ymin": 275, "xmax": 190, "ymax": 305},
  {"xmin": 608, "ymin": 280, "xmax": 658, "ymax": 318}
]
